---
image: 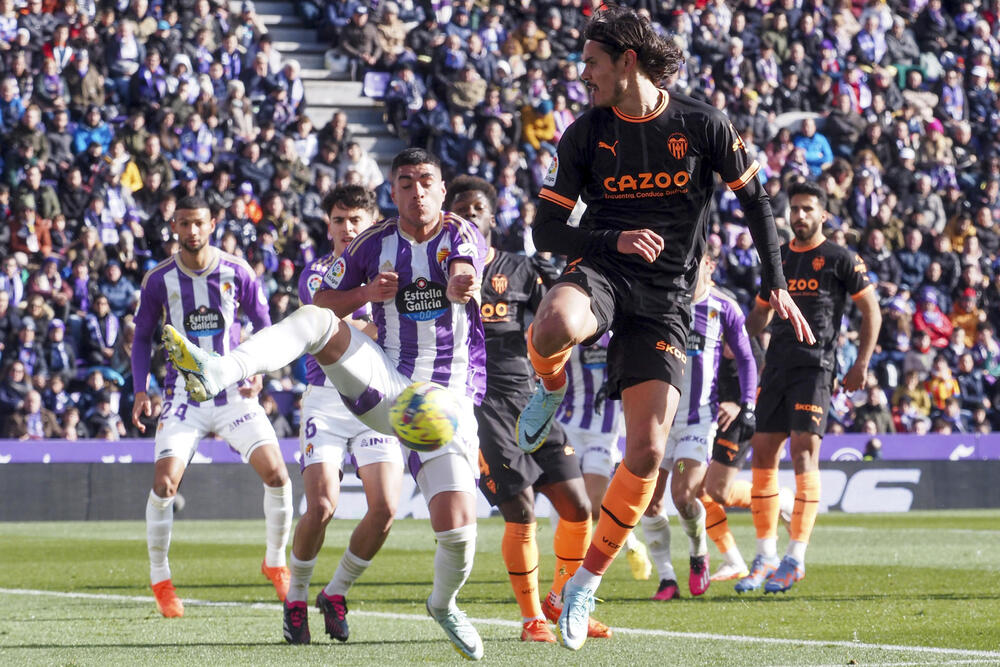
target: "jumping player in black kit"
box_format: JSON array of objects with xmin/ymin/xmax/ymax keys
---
[
  {"xmin": 736, "ymin": 179, "xmax": 881, "ymax": 595},
  {"xmin": 443, "ymin": 176, "xmax": 605, "ymax": 644},
  {"xmin": 514, "ymin": 5, "xmax": 814, "ymax": 650}
]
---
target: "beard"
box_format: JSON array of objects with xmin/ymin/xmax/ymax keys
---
[{"xmin": 793, "ymin": 219, "xmax": 822, "ymax": 242}]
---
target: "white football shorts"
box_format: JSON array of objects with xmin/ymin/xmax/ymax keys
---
[
  {"xmin": 155, "ymin": 393, "xmax": 277, "ymax": 464},
  {"xmin": 299, "ymin": 384, "xmax": 404, "ymax": 471}
]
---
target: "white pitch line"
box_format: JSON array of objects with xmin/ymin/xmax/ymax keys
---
[{"xmin": 3, "ymin": 587, "xmax": 999, "ymax": 661}]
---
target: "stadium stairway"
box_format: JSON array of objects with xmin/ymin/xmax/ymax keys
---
[{"xmin": 230, "ymin": 0, "xmax": 407, "ymax": 172}]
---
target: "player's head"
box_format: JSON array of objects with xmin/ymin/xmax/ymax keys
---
[
  {"xmin": 444, "ymin": 175, "xmax": 497, "ymax": 241},
  {"xmin": 696, "ymin": 250, "xmax": 717, "ymax": 292},
  {"xmin": 172, "ymin": 194, "xmax": 214, "ymax": 254},
  {"xmin": 582, "ymin": 5, "xmax": 683, "ymax": 106},
  {"xmin": 787, "ymin": 180, "xmax": 828, "ymax": 244},
  {"xmin": 390, "ymin": 147, "xmax": 446, "ymax": 233},
  {"xmin": 323, "ymin": 184, "xmax": 379, "ymax": 256}
]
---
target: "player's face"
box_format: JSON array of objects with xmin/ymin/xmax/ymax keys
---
[
  {"xmin": 391, "ymin": 163, "xmax": 446, "ymax": 234},
  {"xmin": 581, "ymin": 40, "xmax": 627, "ymax": 108},
  {"xmin": 328, "ymin": 203, "xmax": 375, "ymax": 256},
  {"xmin": 696, "ymin": 253, "xmax": 716, "ymax": 291},
  {"xmin": 789, "ymin": 194, "xmax": 827, "ymax": 243},
  {"xmin": 450, "ymin": 190, "xmax": 494, "ymax": 241},
  {"xmin": 172, "ymin": 207, "xmax": 215, "ymax": 254}
]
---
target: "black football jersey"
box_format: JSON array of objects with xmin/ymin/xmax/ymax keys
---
[
  {"xmin": 539, "ymin": 90, "xmax": 768, "ymax": 293},
  {"xmin": 480, "ymin": 248, "xmax": 546, "ymax": 396},
  {"xmin": 758, "ymin": 239, "xmax": 874, "ymax": 371}
]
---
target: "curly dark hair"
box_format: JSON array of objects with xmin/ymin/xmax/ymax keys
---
[
  {"xmin": 444, "ymin": 175, "xmax": 498, "ymax": 214},
  {"xmin": 584, "ymin": 5, "xmax": 684, "ymax": 84},
  {"xmin": 322, "ymin": 184, "xmax": 378, "ymax": 217}
]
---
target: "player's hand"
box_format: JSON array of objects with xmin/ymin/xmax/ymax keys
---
[
  {"xmin": 720, "ymin": 401, "xmax": 756, "ymax": 443},
  {"xmin": 447, "ymin": 272, "xmax": 480, "ymax": 303},
  {"xmin": 365, "ymin": 271, "xmax": 398, "ymax": 302},
  {"xmin": 239, "ymin": 374, "xmax": 263, "ymax": 399},
  {"xmin": 132, "ymin": 391, "xmax": 151, "ymax": 433},
  {"xmin": 616, "ymin": 229, "xmax": 664, "ymax": 263},
  {"xmin": 769, "ymin": 289, "xmax": 816, "ymax": 345},
  {"xmin": 717, "ymin": 401, "xmax": 740, "ymax": 431},
  {"xmin": 842, "ymin": 361, "xmax": 867, "ymax": 392}
]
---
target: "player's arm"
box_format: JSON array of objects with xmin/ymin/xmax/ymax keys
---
[
  {"xmin": 720, "ymin": 301, "xmax": 759, "ymax": 436},
  {"xmin": 745, "ymin": 294, "xmax": 776, "ymax": 339},
  {"xmin": 447, "ymin": 259, "xmax": 479, "ymax": 303},
  {"xmin": 313, "ymin": 275, "xmax": 398, "ymax": 318},
  {"xmin": 130, "ymin": 285, "xmax": 162, "ymax": 433},
  {"xmin": 843, "ymin": 285, "xmax": 882, "ymax": 392}
]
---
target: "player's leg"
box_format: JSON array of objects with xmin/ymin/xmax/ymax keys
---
[
  {"xmin": 519, "ymin": 282, "xmax": 601, "ymax": 451},
  {"xmin": 764, "ymin": 430, "xmax": 820, "ymax": 594},
  {"xmin": 641, "ymin": 465, "xmax": 679, "ymax": 600},
  {"xmin": 147, "ymin": 407, "xmax": 205, "ymax": 618},
  {"xmin": 560, "ymin": 379, "xmax": 678, "ymax": 650},
  {"xmin": 670, "ymin": 430, "xmax": 711, "ymax": 596},
  {"xmin": 245, "ymin": 442, "xmax": 293, "ymax": 601},
  {"xmin": 148, "ymin": 456, "xmax": 186, "ymax": 618},
  {"xmin": 420, "ymin": 450, "xmax": 484, "ymax": 661},
  {"xmin": 734, "ymin": 431, "xmax": 786, "ymax": 592},
  {"xmin": 284, "ymin": 461, "xmax": 340, "ymax": 644},
  {"xmin": 320, "ymin": 458, "xmax": 402, "ymax": 641},
  {"xmin": 702, "ymin": 462, "xmax": 750, "ymax": 581},
  {"xmin": 163, "ymin": 304, "xmax": 348, "ymax": 402}
]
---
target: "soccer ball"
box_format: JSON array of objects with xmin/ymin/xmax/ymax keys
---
[{"xmin": 389, "ymin": 382, "xmax": 460, "ymax": 452}]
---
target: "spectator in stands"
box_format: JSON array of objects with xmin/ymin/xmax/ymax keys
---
[
  {"xmin": 4, "ymin": 388, "xmax": 58, "ymax": 439},
  {"xmin": 85, "ymin": 390, "xmax": 126, "ymax": 440},
  {"xmin": 42, "ymin": 318, "xmax": 75, "ymax": 382},
  {"xmin": 913, "ymin": 287, "xmax": 954, "ymax": 348},
  {"xmin": 794, "ymin": 117, "xmax": 834, "ymax": 177},
  {"xmin": 853, "ymin": 386, "xmax": 896, "ymax": 433},
  {"xmin": 12, "ymin": 317, "xmax": 46, "ymax": 378},
  {"xmin": 339, "ymin": 5, "xmax": 381, "ymax": 81},
  {"xmin": 81, "ymin": 293, "xmax": 120, "ymax": 369},
  {"xmin": 98, "ymin": 259, "xmax": 138, "ymax": 319}
]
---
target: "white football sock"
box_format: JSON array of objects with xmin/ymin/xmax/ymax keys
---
[
  {"xmin": 428, "ymin": 524, "xmax": 476, "ymax": 610},
  {"xmin": 624, "ymin": 530, "xmax": 639, "ymax": 552},
  {"xmin": 325, "ymin": 549, "xmax": 372, "ymax": 598},
  {"xmin": 263, "ymin": 481, "xmax": 292, "ymax": 567},
  {"xmin": 146, "ymin": 491, "xmax": 175, "ymax": 584},
  {"xmin": 787, "ymin": 539, "xmax": 807, "ymax": 563},
  {"xmin": 641, "ymin": 513, "xmax": 676, "ymax": 582},
  {"xmin": 757, "ymin": 537, "xmax": 779, "ymax": 560},
  {"xmin": 680, "ymin": 498, "xmax": 708, "ymax": 557},
  {"xmin": 219, "ymin": 305, "xmax": 337, "ymax": 388},
  {"xmin": 569, "ymin": 565, "xmax": 602, "ymax": 593},
  {"xmin": 723, "ymin": 545, "xmax": 748, "ymax": 570},
  {"xmin": 288, "ymin": 554, "xmax": 316, "ymax": 603}
]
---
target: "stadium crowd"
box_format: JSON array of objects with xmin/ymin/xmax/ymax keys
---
[{"xmin": 0, "ymin": 0, "xmax": 998, "ymax": 440}]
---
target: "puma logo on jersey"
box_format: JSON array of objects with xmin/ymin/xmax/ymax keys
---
[{"xmin": 598, "ymin": 140, "xmax": 618, "ymax": 156}]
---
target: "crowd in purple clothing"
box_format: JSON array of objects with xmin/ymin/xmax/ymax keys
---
[{"xmin": 1, "ymin": 0, "xmax": 999, "ymax": 440}]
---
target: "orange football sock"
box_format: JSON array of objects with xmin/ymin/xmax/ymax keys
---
[
  {"xmin": 791, "ymin": 471, "xmax": 821, "ymax": 543},
  {"xmin": 502, "ymin": 522, "xmax": 542, "ymax": 619},
  {"xmin": 726, "ymin": 479, "xmax": 752, "ymax": 508},
  {"xmin": 526, "ymin": 324, "xmax": 571, "ymax": 391},
  {"xmin": 582, "ymin": 464, "xmax": 656, "ymax": 575},
  {"xmin": 751, "ymin": 467, "xmax": 780, "ymax": 540},
  {"xmin": 703, "ymin": 494, "xmax": 736, "ymax": 555},
  {"xmin": 550, "ymin": 517, "xmax": 591, "ymax": 597}
]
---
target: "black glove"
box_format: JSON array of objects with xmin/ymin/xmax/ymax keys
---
[
  {"xmin": 593, "ymin": 382, "xmax": 608, "ymax": 415},
  {"xmin": 720, "ymin": 402, "xmax": 756, "ymax": 443}
]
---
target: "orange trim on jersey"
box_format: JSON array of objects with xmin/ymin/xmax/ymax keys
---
[
  {"xmin": 612, "ymin": 89, "xmax": 669, "ymax": 123},
  {"xmin": 789, "ymin": 237, "xmax": 825, "ymax": 253},
  {"xmin": 852, "ymin": 284, "xmax": 875, "ymax": 301},
  {"xmin": 726, "ymin": 161, "xmax": 761, "ymax": 191},
  {"xmin": 755, "ymin": 294, "xmax": 770, "ymax": 307},
  {"xmin": 485, "ymin": 247, "xmax": 496, "ymax": 265},
  {"xmin": 539, "ymin": 188, "xmax": 576, "ymax": 210}
]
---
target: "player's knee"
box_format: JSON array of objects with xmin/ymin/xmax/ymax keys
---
[
  {"xmin": 704, "ymin": 478, "xmax": 728, "ymax": 505},
  {"xmin": 365, "ymin": 499, "xmax": 397, "ymax": 532},
  {"xmin": 153, "ymin": 480, "xmax": 178, "ymax": 498},
  {"xmin": 262, "ymin": 470, "xmax": 290, "ymax": 488},
  {"xmin": 672, "ymin": 486, "xmax": 698, "ymax": 511},
  {"xmin": 307, "ymin": 494, "xmax": 337, "ymax": 524},
  {"xmin": 532, "ymin": 308, "xmax": 579, "ymax": 357},
  {"xmin": 644, "ymin": 497, "xmax": 665, "ymax": 517}
]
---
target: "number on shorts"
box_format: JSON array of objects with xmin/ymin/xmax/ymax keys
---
[{"xmin": 304, "ymin": 417, "xmax": 317, "ymax": 439}]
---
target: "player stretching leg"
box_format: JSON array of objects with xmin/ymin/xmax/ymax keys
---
[
  {"xmin": 281, "ymin": 185, "xmax": 405, "ymax": 644},
  {"xmin": 165, "ymin": 149, "xmax": 488, "ymax": 660},
  {"xmin": 558, "ymin": 337, "xmax": 653, "ymax": 589},
  {"xmin": 736, "ymin": 180, "xmax": 880, "ymax": 594},
  {"xmin": 447, "ymin": 176, "xmax": 600, "ymax": 643},
  {"xmin": 640, "ymin": 253, "xmax": 758, "ymax": 598},
  {"xmin": 131, "ymin": 195, "xmax": 292, "ymax": 618},
  {"xmin": 517, "ymin": 7, "xmax": 812, "ymax": 650}
]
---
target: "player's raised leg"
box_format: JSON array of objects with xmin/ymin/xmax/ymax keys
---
[
  {"xmin": 319, "ymin": 460, "xmax": 402, "ymax": 641},
  {"xmin": 147, "ymin": 457, "xmax": 186, "ymax": 618},
  {"xmin": 518, "ymin": 284, "xmax": 599, "ymax": 453}
]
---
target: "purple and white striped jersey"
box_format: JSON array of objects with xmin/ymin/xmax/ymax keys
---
[
  {"xmin": 557, "ymin": 334, "xmax": 623, "ymax": 435},
  {"xmin": 676, "ymin": 287, "xmax": 756, "ymax": 427},
  {"xmin": 132, "ymin": 248, "xmax": 271, "ymax": 405},
  {"xmin": 321, "ymin": 213, "xmax": 488, "ymax": 404},
  {"xmin": 298, "ymin": 251, "xmax": 371, "ymax": 387}
]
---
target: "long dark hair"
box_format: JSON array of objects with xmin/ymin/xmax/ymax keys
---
[{"xmin": 584, "ymin": 5, "xmax": 684, "ymax": 83}]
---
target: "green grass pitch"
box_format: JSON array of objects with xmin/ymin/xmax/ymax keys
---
[{"xmin": 2, "ymin": 511, "xmax": 999, "ymax": 665}]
